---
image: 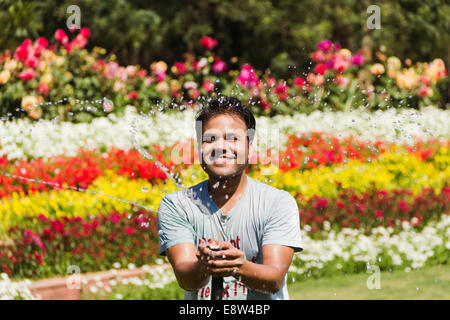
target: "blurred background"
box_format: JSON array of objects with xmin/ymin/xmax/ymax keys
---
[{"xmin": 0, "ymin": 0, "xmax": 449, "ymax": 300}]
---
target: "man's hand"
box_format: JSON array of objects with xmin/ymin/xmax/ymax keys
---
[{"xmin": 202, "ymin": 241, "xmax": 245, "ymax": 278}]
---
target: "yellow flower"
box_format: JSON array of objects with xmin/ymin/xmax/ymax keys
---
[
  {"xmin": 0, "ymin": 70, "xmax": 11, "ymax": 84},
  {"xmin": 170, "ymin": 79, "xmax": 181, "ymax": 92},
  {"xmin": 156, "ymin": 82, "xmax": 169, "ymax": 94},
  {"xmin": 151, "ymin": 61, "xmax": 167, "ymax": 72},
  {"xmin": 3, "ymin": 59, "xmax": 18, "ymax": 71},
  {"xmin": 396, "ymin": 68, "xmax": 419, "ymax": 89},
  {"xmin": 338, "ymin": 49, "xmax": 352, "ymax": 58},
  {"xmin": 40, "ymin": 72, "xmax": 53, "ymax": 85},
  {"xmin": 370, "ymin": 63, "xmax": 385, "ymax": 76}
]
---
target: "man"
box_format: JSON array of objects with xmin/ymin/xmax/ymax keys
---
[{"xmin": 157, "ymin": 95, "xmax": 303, "ymax": 300}]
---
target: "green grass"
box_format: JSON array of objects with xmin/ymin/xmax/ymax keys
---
[
  {"xmin": 81, "ymin": 264, "xmax": 450, "ymax": 300},
  {"xmin": 287, "ymin": 264, "xmax": 450, "ymax": 300}
]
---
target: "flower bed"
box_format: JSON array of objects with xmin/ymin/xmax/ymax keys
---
[
  {"xmin": 289, "ymin": 213, "xmax": 450, "ymax": 280},
  {"xmin": 1, "ymin": 105, "xmax": 449, "ymax": 161},
  {"xmin": 0, "ymin": 29, "xmax": 447, "ymax": 121},
  {"xmin": 1, "ymin": 209, "xmax": 158, "ymax": 279}
]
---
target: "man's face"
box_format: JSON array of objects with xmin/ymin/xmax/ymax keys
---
[{"xmin": 199, "ymin": 114, "xmax": 250, "ymax": 180}]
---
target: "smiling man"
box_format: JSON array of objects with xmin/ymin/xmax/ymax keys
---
[{"xmin": 157, "ymin": 95, "xmax": 303, "ymax": 300}]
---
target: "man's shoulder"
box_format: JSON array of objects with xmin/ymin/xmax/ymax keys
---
[{"xmin": 161, "ymin": 179, "xmax": 207, "ymax": 203}]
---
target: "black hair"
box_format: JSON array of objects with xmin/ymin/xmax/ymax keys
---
[{"xmin": 195, "ymin": 95, "xmax": 256, "ymax": 144}]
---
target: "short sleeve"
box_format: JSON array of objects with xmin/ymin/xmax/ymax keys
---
[
  {"xmin": 262, "ymin": 191, "xmax": 303, "ymax": 252},
  {"xmin": 157, "ymin": 194, "xmax": 196, "ymax": 256}
]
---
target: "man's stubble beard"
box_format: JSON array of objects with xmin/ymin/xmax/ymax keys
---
[{"xmin": 201, "ymin": 157, "xmax": 248, "ymax": 181}]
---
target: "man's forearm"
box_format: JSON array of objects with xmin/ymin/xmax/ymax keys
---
[
  {"xmin": 174, "ymin": 259, "xmax": 210, "ymax": 291},
  {"xmin": 233, "ymin": 260, "xmax": 284, "ymax": 294}
]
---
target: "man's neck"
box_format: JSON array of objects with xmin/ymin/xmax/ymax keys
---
[{"xmin": 207, "ymin": 172, "xmax": 248, "ymax": 207}]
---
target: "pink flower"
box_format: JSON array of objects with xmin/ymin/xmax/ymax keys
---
[
  {"xmin": 24, "ymin": 56, "xmax": 38, "ymax": 68},
  {"xmin": 154, "ymin": 70, "xmax": 166, "ymax": 82},
  {"xmin": 125, "ymin": 227, "xmax": 134, "ymax": 236},
  {"xmin": 202, "ymin": 80, "xmax": 215, "ymax": 91},
  {"xmin": 54, "ymin": 29, "xmax": 69, "ymax": 45},
  {"xmin": 193, "ymin": 58, "xmax": 208, "ymax": 71},
  {"xmin": 236, "ymin": 64, "xmax": 259, "ymax": 87},
  {"xmin": 189, "ymin": 88, "xmax": 200, "ymax": 100},
  {"xmin": 266, "ymin": 77, "xmax": 276, "ymax": 87},
  {"xmin": 418, "ymin": 86, "xmax": 433, "ymax": 97},
  {"xmin": 127, "ymin": 91, "xmax": 139, "ymax": 100},
  {"xmin": 311, "ymin": 50, "xmax": 325, "ymax": 62},
  {"xmin": 173, "ymin": 62, "xmax": 187, "ymax": 75},
  {"xmin": 351, "ymin": 54, "xmax": 364, "ymax": 66},
  {"xmin": 200, "ymin": 36, "xmax": 218, "ymax": 50},
  {"xmin": 212, "ymin": 59, "xmax": 227, "ymax": 74},
  {"xmin": 317, "ymin": 40, "xmax": 333, "ymax": 52},
  {"xmin": 80, "ymin": 27, "xmax": 91, "ymax": 38},
  {"xmin": 315, "ymin": 63, "xmax": 327, "ymax": 75},
  {"xmin": 66, "ymin": 33, "xmax": 88, "ymax": 52},
  {"xmin": 18, "ymin": 68, "xmax": 35, "ymax": 81},
  {"xmin": 38, "ymin": 83, "xmax": 49, "ymax": 94},
  {"xmin": 68, "ymin": 25, "xmax": 77, "ymax": 33},
  {"xmin": 111, "ymin": 214, "xmax": 120, "ymax": 223}
]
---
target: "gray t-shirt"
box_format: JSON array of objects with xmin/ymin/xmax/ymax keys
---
[{"xmin": 157, "ymin": 175, "xmax": 303, "ymax": 300}]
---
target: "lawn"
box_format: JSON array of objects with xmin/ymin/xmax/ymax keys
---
[{"xmin": 288, "ymin": 264, "xmax": 450, "ymax": 300}]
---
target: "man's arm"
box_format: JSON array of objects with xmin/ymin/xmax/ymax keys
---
[
  {"xmin": 166, "ymin": 242, "xmax": 212, "ymax": 291},
  {"xmin": 206, "ymin": 243, "xmax": 294, "ymax": 294}
]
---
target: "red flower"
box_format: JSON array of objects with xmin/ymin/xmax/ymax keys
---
[
  {"xmin": 51, "ymin": 220, "xmax": 64, "ymax": 234},
  {"xmin": 314, "ymin": 63, "xmax": 327, "ymax": 75},
  {"xmin": 200, "ymin": 36, "xmax": 218, "ymax": 50},
  {"xmin": 36, "ymin": 37, "xmax": 48, "ymax": 50},
  {"xmin": 14, "ymin": 39, "xmax": 32, "ymax": 61},
  {"xmin": 375, "ymin": 210, "xmax": 384, "ymax": 218},
  {"xmin": 127, "ymin": 91, "xmax": 139, "ymax": 100},
  {"xmin": 125, "ymin": 227, "xmax": 134, "ymax": 236},
  {"xmin": 80, "ymin": 27, "xmax": 91, "ymax": 38},
  {"xmin": 18, "ymin": 68, "xmax": 36, "ymax": 81},
  {"xmin": 173, "ymin": 62, "xmax": 187, "ymax": 75},
  {"xmin": 337, "ymin": 201, "xmax": 346, "ymax": 209},
  {"xmin": 202, "ymin": 80, "xmax": 215, "ymax": 92},
  {"xmin": 294, "ymin": 77, "xmax": 306, "ymax": 88},
  {"xmin": 24, "ymin": 55, "xmax": 38, "ymax": 68},
  {"xmin": 35, "ymin": 254, "xmax": 43, "ymax": 265},
  {"xmin": 54, "ymin": 29, "xmax": 69, "ymax": 45},
  {"xmin": 38, "ymin": 83, "xmax": 49, "ymax": 94},
  {"xmin": 274, "ymin": 83, "xmax": 289, "ymax": 101}
]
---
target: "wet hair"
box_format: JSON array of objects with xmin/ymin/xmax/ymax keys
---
[{"xmin": 195, "ymin": 95, "xmax": 256, "ymax": 144}]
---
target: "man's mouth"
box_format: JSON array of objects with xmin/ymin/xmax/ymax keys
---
[{"xmin": 211, "ymin": 155, "xmax": 236, "ymax": 163}]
